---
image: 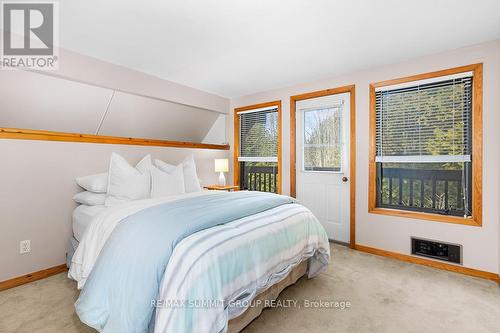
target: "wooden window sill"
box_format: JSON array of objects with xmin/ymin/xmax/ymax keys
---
[{"xmin": 368, "ymin": 207, "xmax": 481, "ymax": 227}]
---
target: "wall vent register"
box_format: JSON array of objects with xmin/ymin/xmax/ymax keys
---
[{"xmin": 411, "ymin": 237, "xmax": 462, "ymax": 264}]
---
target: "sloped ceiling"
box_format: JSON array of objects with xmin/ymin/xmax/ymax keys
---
[
  {"xmin": 100, "ymin": 91, "xmax": 222, "ymax": 142},
  {"xmin": 0, "ymin": 70, "xmax": 109, "ymax": 134},
  {"xmin": 0, "ymin": 70, "xmax": 226, "ymax": 144},
  {"xmin": 55, "ymin": 0, "xmax": 500, "ymax": 97}
]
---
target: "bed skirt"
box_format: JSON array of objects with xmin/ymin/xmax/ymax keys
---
[
  {"xmin": 66, "ymin": 236, "xmax": 79, "ymax": 268},
  {"xmin": 68, "ymin": 237, "xmax": 309, "ymax": 332},
  {"xmin": 227, "ymin": 260, "xmax": 308, "ymax": 333}
]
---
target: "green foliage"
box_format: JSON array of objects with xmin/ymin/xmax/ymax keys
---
[
  {"xmin": 380, "ymin": 83, "xmax": 470, "ymax": 162},
  {"xmin": 303, "ymin": 108, "xmax": 342, "ymax": 170},
  {"xmin": 377, "ymin": 81, "xmax": 471, "ymax": 214}
]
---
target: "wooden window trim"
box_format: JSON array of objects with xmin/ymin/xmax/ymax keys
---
[
  {"xmin": 368, "ymin": 63, "xmax": 483, "ymax": 226},
  {"xmin": 233, "ymin": 101, "xmax": 282, "ymax": 194},
  {"xmin": 290, "ymin": 85, "xmax": 356, "ymax": 248},
  {"xmin": 0, "ymin": 127, "xmax": 229, "ymax": 150}
]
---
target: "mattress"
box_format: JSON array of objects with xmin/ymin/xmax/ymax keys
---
[{"xmin": 72, "ymin": 205, "xmax": 107, "ymax": 241}]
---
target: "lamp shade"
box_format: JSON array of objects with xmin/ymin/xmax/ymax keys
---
[{"xmin": 214, "ymin": 159, "xmax": 229, "ymax": 172}]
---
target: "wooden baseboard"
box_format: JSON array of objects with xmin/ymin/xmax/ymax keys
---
[
  {"xmin": 0, "ymin": 264, "xmax": 68, "ymax": 292},
  {"xmin": 355, "ymin": 244, "xmax": 499, "ymax": 283},
  {"xmin": 2, "ymin": 248, "xmax": 499, "ymax": 292}
]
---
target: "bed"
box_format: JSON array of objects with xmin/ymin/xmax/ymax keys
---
[
  {"xmin": 67, "ymin": 205, "xmax": 107, "ymax": 267},
  {"xmin": 68, "ymin": 190, "xmax": 330, "ymax": 333}
]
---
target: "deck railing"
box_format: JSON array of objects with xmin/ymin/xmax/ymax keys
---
[
  {"xmin": 240, "ymin": 165, "xmax": 467, "ymax": 215},
  {"xmin": 377, "ymin": 167, "xmax": 470, "ymax": 216},
  {"xmin": 240, "ymin": 164, "xmax": 278, "ymax": 193}
]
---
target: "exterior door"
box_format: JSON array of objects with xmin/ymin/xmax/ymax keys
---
[{"xmin": 296, "ymin": 92, "xmax": 350, "ymax": 243}]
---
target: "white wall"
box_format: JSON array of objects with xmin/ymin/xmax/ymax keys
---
[
  {"xmin": 0, "ymin": 141, "xmax": 228, "ymax": 281},
  {"xmin": 0, "ymin": 48, "xmax": 231, "ymax": 281},
  {"xmin": 230, "ymin": 40, "xmax": 500, "ymax": 274},
  {"xmin": 0, "ymin": 70, "xmax": 227, "ymax": 144},
  {"xmin": 0, "ymin": 29, "xmax": 229, "ymax": 113}
]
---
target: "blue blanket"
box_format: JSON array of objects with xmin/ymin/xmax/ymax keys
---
[{"xmin": 75, "ymin": 191, "xmax": 295, "ymax": 333}]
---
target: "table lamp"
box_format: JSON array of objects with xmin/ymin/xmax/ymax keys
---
[{"xmin": 214, "ymin": 159, "xmax": 229, "ymax": 186}]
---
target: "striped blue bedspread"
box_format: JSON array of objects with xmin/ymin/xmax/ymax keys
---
[{"xmin": 75, "ymin": 191, "xmax": 330, "ymax": 333}]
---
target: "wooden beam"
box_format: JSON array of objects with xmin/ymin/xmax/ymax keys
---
[{"xmin": 0, "ymin": 127, "xmax": 230, "ymax": 150}]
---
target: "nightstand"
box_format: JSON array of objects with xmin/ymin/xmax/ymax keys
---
[{"xmin": 204, "ymin": 185, "xmax": 240, "ymax": 191}]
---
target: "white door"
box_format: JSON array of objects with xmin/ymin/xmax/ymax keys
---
[{"xmin": 296, "ymin": 93, "xmax": 350, "ymax": 243}]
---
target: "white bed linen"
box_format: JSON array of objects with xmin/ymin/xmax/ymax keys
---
[
  {"xmin": 68, "ymin": 191, "xmax": 215, "ymax": 289},
  {"xmin": 72, "ymin": 205, "xmax": 108, "ymax": 241},
  {"xmin": 154, "ymin": 203, "xmax": 329, "ymax": 333}
]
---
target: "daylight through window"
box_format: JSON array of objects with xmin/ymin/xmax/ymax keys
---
[
  {"xmin": 374, "ymin": 72, "xmax": 473, "ymax": 217},
  {"xmin": 238, "ymin": 106, "xmax": 279, "ymax": 193}
]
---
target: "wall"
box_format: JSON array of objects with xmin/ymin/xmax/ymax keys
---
[
  {"xmin": 0, "ymin": 70, "xmax": 227, "ymax": 144},
  {"xmin": 0, "ymin": 49, "xmax": 230, "ymax": 281},
  {"xmin": 229, "ymin": 40, "xmax": 500, "ymax": 274},
  {"xmin": 0, "ymin": 141, "xmax": 227, "ymax": 281},
  {"xmin": 0, "ymin": 29, "xmax": 228, "ymax": 113}
]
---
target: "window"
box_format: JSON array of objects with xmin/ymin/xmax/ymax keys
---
[
  {"xmin": 234, "ymin": 101, "xmax": 281, "ymax": 193},
  {"xmin": 303, "ymin": 106, "xmax": 343, "ymax": 172},
  {"xmin": 369, "ymin": 64, "xmax": 482, "ymax": 226}
]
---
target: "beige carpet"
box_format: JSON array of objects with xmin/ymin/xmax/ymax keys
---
[{"xmin": 1, "ymin": 244, "xmax": 499, "ymax": 333}]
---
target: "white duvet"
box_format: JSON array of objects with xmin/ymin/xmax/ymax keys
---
[
  {"xmin": 69, "ymin": 191, "xmax": 330, "ymax": 332},
  {"xmin": 69, "ymin": 191, "xmax": 214, "ymax": 289}
]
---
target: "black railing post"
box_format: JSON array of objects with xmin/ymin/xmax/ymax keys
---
[
  {"xmin": 240, "ymin": 161, "xmax": 246, "ymax": 190},
  {"xmin": 431, "ymin": 179, "xmax": 437, "ymax": 209},
  {"xmin": 398, "ymin": 177, "xmax": 403, "ymax": 205},
  {"xmin": 420, "ymin": 179, "xmax": 424, "ymax": 208},
  {"xmin": 444, "ymin": 181, "xmax": 449, "ymax": 210},
  {"xmin": 376, "ymin": 164, "xmax": 383, "ymax": 206},
  {"xmin": 409, "ymin": 179, "xmax": 414, "ymax": 206},
  {"xmin": 389, "ymin": 178, "xmax": 393, "ymax": 205}
]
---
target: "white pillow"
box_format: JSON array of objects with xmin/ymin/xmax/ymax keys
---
[
  {"xmin": 151, "ymin": 165, "xmax": 185, "ymax": 198},
  {"xmin": 73, "ymin": 191, "xmax": 106, "ymax": 206},
  {"xmin": 155, "ymin": 155, "xmax": 201, "ymax": 193},
  {"xmin": 76, "ymin": 173, "xmax": 108, "ymax": 193},
  {"xmin": 105, "ymin": 153, "xmax": 152, "ymax": 206}
]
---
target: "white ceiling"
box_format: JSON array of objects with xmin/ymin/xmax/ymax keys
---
[{"xmin": 59, "ymin": 0, "xmax": 500, "ymax": 98}]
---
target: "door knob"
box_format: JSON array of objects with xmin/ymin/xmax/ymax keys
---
[{"xmin": 342, "ymin": 176, "xmax": 349, "ymax": 182}]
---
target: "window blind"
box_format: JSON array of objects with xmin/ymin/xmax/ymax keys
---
[
  {"xmin": 375, "ymin": 73, "xmax": 473, "ymax": 163},
  {"xmin": 238, "ymin": 107, "xmax": 278, "ymax": 162}
]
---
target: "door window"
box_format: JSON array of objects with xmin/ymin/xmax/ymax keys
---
[{"xmin": 303, "ymin": 105, "xmax": 343, "ymax": 172}]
